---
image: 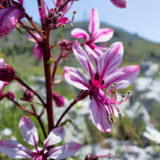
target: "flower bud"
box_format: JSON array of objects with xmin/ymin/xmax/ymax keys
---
[
  {"xmin": 0, "ymin": 65, "xmax": 15, "ymax": 82},
  {"xmin": 53, "ymin": 92, "xmax": 65, "ymax": 107},
  {"xmin": 0, "ymin": 7, "xmax": 24, "ymax": 38},
  {"xmin": 33, "ymin": 44, "xmax": 43, "ymax": 61},
  {"xmin": 110, "ymin": 0, "xmax": 127, "ymax": 8}
]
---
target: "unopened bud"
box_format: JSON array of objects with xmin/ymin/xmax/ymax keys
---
[
  {"xmin": 53, "ymin": 92, "xmax": 65, "ymax": 107},
  {"xmin": 0, "ymin": 65, "xmax": 15, "ymax": 82}
]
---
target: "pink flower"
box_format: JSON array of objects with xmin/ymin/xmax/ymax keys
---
[
  {"xmin": 71, "ymin": 8, "xmax": 113, "ymax": 57},
  {"xmin": 0, "ymin": 116, "xmax": 81, "ymax": 159},
  {"xmin": 0, "ymin": 6, "xmax": 24, "ymax": 38},
  {"xmin": 110, "ymin": 0, "xmax": 127, "ymax": 8},
  {"xmin": 53, "ymin": 92, "xmax": 65, "ymax": 107},
  {"xmin": 63, "ymin": 41, "xmax": 139, "ymax": 133},
  {"xmin": 28, "ymin": 33, "xmax": 43, "ymax": 61}
]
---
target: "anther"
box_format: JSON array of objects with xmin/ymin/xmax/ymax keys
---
[
  {"xmin": 121, "ymin": 94, "xmax": 125, "ymax": 98},
  {"xmin": 113, "ymin": 82, "xmax": 117, "ymax": 86},
  {"xmin": 73, "ymin": 10, "xmax": 77, "ymax": 14},
  {"xmin": 127, "ymin": 91, "xmax": 131, "ymax": 95},
  {"xmin": 112, "ymin": 115, "xmax": 117, "ymax": 123},
  {"xmin": 58, "ymin": 12, "xmax": 62, "ymax": 16},
  {"xmin": 107, "ymin": 116, "xmax": 113, "ymax": 124},
  {"xmin": 118, "ymin": 112, "xmax": 123, "ymax": 120},
  {"xmin": 54, "ymin": 7, "xmax": 57, "ymax": 12}
]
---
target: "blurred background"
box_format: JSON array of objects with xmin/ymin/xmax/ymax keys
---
[{"xmin": 0, "ymin": 0, "xmax": 160, "ymax": 159}]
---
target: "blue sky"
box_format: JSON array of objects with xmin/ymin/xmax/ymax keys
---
[{"xmin": 24, "ymin": 0, "xmax": 160, "ymax": 43}]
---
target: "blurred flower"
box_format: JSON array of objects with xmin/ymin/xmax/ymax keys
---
[
  {"xmin": 53, "ymin": 92, "xmax": 65, "ymax": 107},
  {"xmin": 0, "ymin": 116, "xmax": 81, "ymax": 159},
  {"xmin": 63, "ymin": 40, "xmax": 139, "ymax": 133},
  {"xmin": 110, "ymin": 0, "xmax": 127, "ymax": 8},
  {"xmin": 143, "ymin": 126, "xmax": 160, "ymax": 144},
  {"xmin": 71, "ymin": 8, "xmax": 113, "ymax": 58},
  {"xmin": 28, "ymin": 33, "xmax": 43, "ymax": 61},
  {"xmin": 0, "ymin": 6, "xmax": 24, "ymax": 38}
]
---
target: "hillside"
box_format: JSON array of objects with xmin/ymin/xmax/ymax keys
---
[{"xmin": 0, "ymin": 21, "xmax": 160, "ymax": 69}]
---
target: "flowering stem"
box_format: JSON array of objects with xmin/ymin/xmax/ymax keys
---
[
  {"xmin": 42, "ymin": 28, "xmax": 54, "ymax": 133},
  {"xmin": 55, "ymin": 90, "xmax": 89, "ymax": 127},
  {"xmin": 15, "ymin": 76, "xmax": 46, "ymax": 108}
]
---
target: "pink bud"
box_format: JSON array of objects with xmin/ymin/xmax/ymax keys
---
[
  {"xmin": 110, "ymin": 0, "xmax": 127, "ymax": 8},
  {"xmin": 53, "ymin": 92, "xmax": 65, "ymax": 107},
  {"xmin": 33, "ymin": 44, "xmax": 43, "ymax": 61},
  {"xmin": 0, "ymin": 7, "xmax": 24, "ymax": 38},
  {"xmin": 0, "ymin": 65, "xmax": 15, "ymax": 82}
]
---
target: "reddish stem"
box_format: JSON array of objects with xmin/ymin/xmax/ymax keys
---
[
  {"xmin": 15, "ymin": 76, "xmax": 46, "ymax": 108},
  {"xmin": 25, "ymin": 14, "xmax": 46, "ymax": 40},
  {"xmin": 9, "ymin": 98, "xmax": 35, "ymax": 115},
  {"xmin": 30, "ymin": 103, "xmax": 47, "ymax": 138},
  {"xmin": 52, "ymin": 50, "xmax": 64, "ymax": 83},
  {"xmin": 42, "ymin": 28, "xmax": 54, "ymax": 133},
  {"xmin": 55, "ymin": 90, "xmax": 89, "ymax": 127}
]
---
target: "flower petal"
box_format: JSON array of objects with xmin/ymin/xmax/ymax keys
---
[
  {"xmin": 18, "ymin": 0, "xmax": 23, "ymax": 5},
  {"xmin": 104, "ymin": 65, "xmax": 140, "ymax": 89},
  {"xmin": 84, "ymin": 44, "xmax": 99, "ymax": 65},
  {"xmin": 63, "ymin": 67, "xmax": 89, "ymax": 90},
  {"xmin": 19, "ymin": 116, "xmax": 39, "ymax": 146},
  {"xmin": 97, "ymin": 42, "xmax": 124, "ymax": 79},
  {"xmin": 88, "ymin": 8, "xmax": 99, "ymax": 36},
  {"xmin": 0, "ymin": 139, "xmax": 32, "ymax": 159},
  {"xmin": 89, "ymin": 99, "xmax": 112, "ymax": 133},
  {"xmin": 47, "ymin": 142, "xmax": 81, "ymax": 159},
  {"xmin": 44, "ymin": 127, "xmax": 64, "ymax": 149},
  {"xmin": 72, "ymin": 40, "xmax": 95, "ymax": 79},
  {"xmin": 71, "ymin": 28, "xmax": 89, "ymax": 40},
  {"xmin": 94, "ymin": 28, "xmax": 113, "ymax": 43}
]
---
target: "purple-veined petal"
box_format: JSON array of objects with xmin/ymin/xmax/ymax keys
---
[
  {"xmin": 110, "ymin": 0, "xmax": 127, "ymax": 8},
  {"xmin": 89, "ymin": 98, "xmax": 112, "ymax": 133},
  {"xmin": 72, "ymin": 40, "xmax": 95, "ymax": 79},
  {"xmin": 84, "ymin": 44, "xmax": 99, "ymax": 65},
  {"xmin": 0, "ymin": 139, "xmax": 32, "ymax": 159},
  {"xmin": 47, "ymin": 142, "xmax": 81, "ymax": 159},
  {"xmin": 19, "ymin": 116, "xmax": 39, "ymax": 146},
  {"xmin": 33, "ymin": 44, "xmax": 43, "ymax": 61},
  {"xmin": 97, "ymin": 42, "xmax": 124, "ymax": 80},
  {"xmin": 0, "ymin": 58, "xmax": 5, "ymax": 68},
  {"xmin": 43, "ymin": 127, "xmax": 64, "ymax": 149},
  {"xmin": 71, "ymin": 28, "xmax": 89, "ymax": 40},
  {"xmin": 94, "ymin": 28, "xmax": 113, "ymax": 43},
  {"xmin": 63, "ymin": 67, "xmax": 89, "ymax": 90},
  {"xmin": 104, "ymin": 65, "xmax": 140, "ymax": 89},
  {"xmin": 88, "ymin": 8, "xmax": 99, "ymax": 37}
]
